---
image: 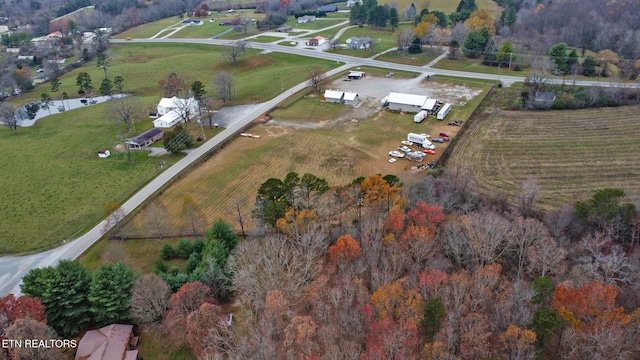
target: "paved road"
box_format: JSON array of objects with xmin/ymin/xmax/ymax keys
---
[
  {"xmin": 2, "ymin": 33, "xmax": 638, "ymax": 297},
  {"xmin": 0, "ymin": 63, "xmax": 352, "ymax": 297}
]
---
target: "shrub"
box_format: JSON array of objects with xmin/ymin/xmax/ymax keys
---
[
  {"xmin": 160, "ymin": 243, "xmax": 176, "ymax": 260},
  {"xmin": 175, "ymin": 239, "xmax": 193, "ymax": 259}
]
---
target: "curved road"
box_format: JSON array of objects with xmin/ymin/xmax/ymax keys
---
[{"xmin": 1, "ymin": 34, "xmax": 638, "ymax": 297}]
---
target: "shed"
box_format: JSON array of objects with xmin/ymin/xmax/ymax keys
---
[
  {"xmin": 298, "ymin": 15, "xmax": 316, "ymax": 23},
  {"xmin": 323, "ymin": 89, "xmax": 344, "ymax": 103},
  {"xmin": 126, "ymin": 128, "xmax": 165, "ymax": 149},
  {"xmin": 275, "ymin": 25, "xmax": 293, "ymax": 32},
  {"xmin": 343, "ymin": 92, "xmax": 359, "ymax": 105},
  {"xmin": 318, "ymin": 5, "xmax": 338, "ymax": 12},
  {"xmin": 386, "ymin": 92, "xmax": 428, "ymax": 113},
  {"xmin": 535, "ymin": 91, "xmax": 556, "ymax": 103}
]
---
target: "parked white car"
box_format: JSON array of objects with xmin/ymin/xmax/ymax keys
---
[
  {"xmin": 401, "ymin": 140, "xmax": 414, "ymax": 146},
  {"xmin": 389, "ymin": 151, "xmax": 405, "ymax": 158}
]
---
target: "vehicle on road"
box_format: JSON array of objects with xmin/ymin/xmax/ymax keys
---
[{"xmin": 389, "ymin": 151, "xmax": 405, "ymax": 158}]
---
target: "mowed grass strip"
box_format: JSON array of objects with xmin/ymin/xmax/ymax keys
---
[
  {"xmin": 448, "ymin": 105, "xmax": 640, "ymax": 209},
  {"xmin": 1, "ymin": 43, "xmax": 336, "ymax": 253},
  {"xmin": 114, "ymin": 17, "xmax": 184, "ymax": 39}
]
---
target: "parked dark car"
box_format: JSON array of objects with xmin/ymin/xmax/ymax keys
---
[{"xmin": 432, "ymin": 138, "xmax": 444, "ymax": 143}]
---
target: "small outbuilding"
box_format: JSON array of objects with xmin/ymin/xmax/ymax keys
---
[
  {"xmin": 343, "ymin": 91, "xmax": 359, "ymax": 105},
  {"xmin": 323, "ymin": 89, "xmax": 344, "ymax": 103},
  {"xmin": 275, "ymin": 25, "xmax": 293, "ymax": 32},
  {"xmin": 534, "ymin": 91, "xmax": 556, "ymax": 103},
  {"xmin": 297, "ymin": 15, "xmax": 316, "ymax": 23}
]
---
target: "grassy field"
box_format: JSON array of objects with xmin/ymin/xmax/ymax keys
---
[
  {"xmin": 113, "ymin": 18, "xmax": 184, "ymax": 39},
  {"xmin": 1, "ymin": 43, "xmax": 336, "ymax": 254},
  {"xmin": 251, "ymin": 35, "xmax": 282, "ymax": 43},
  {"xmin": 448, "ymin": 105, "xmax": 640, "ymax": 209},
  {"xmin": 331, "ymin": 26, "xmax": 398, "ymax": 56},
  {"xmin": 392, "ymin": 0, "xmax": 502, "ymax": 17},
  {"xmin": 0, "ymin": 104, "xmax": 175, "ymax": 254},
  {"xmin": 376, "ymin": 47, "xmax": 443, "ymax": 66},
  {"xmin": 284, "ymin": 18, "xmax": 346, "ymax": 30},
  {"xmin": 121, "ymin": 76, "xmax": 492, "ymax": 237},
  {"xmin": 434, "ymin": 57, "xmax": 529, "ymax": 76}
]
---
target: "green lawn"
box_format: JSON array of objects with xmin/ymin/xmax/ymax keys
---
[
  {"xmin": 331, "ymin": 26, "xmax": 398, "ymax": 56},
  {"xmin": 376, "ymin": 47, "xmax": 443, "ymax": 66},
  {"xmin": 284, "ymin": 18, "xmax": 346, "ymax": 30},
  {"xmin": 114, "ymin": 17, "xmax": 184, "ymax": 39},
  {"xmin": 251, "ymin": 35, "xmax": 283, "ymax": 43},
  {"xmin": 169, "ymin": 23, "xmax": 229, "ymax": 38},
  {"xmin": 1, "ymin": 43, "xmax": 337, "ymax": 254},
  {"xmin": 434, "ymin": 57, "xmax": 529, "ymax": 76},
  {"xmin": 0, "ymin": 104, "xmax": 176, "ymax": 254}
]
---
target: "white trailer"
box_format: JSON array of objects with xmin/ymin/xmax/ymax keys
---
[
  {"xmin": 437, "ymin": 103, "xmax": 452, "ymax": 120},
  {"xmin": 407, "ymin": 133, "xmax": 432, "ymax": 147},
  {"xmin": 413, "ymin": 110, "xmax": 428, "ymax": 123}
]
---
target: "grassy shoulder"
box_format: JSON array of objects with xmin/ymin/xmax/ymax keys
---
[{"xmin": 1, "ymin": 44, "xmax": 337, "ymax": 254}]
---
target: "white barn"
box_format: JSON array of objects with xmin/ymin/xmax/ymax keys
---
[{"xmin": 386, "ymin": 92, "xmax": 428, "ymax": 113}]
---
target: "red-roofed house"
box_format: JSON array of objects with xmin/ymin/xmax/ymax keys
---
[{"xmin": 75, "ymin": 324, "xmax": 139, "ymax": 360}]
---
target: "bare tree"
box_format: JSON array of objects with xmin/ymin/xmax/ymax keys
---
[
  {"xmin": 526, "ymin": 237, "xmax": 567, "ymax": 278},
  {"xmin": 5, "ymin": 319, "xmax": 63, "ymax": 360},
  {"xmin": 144, "ymin": 201, "xmax": 169, "ymax": 240},
  {"xmin": 396, "ymin": 28, "xmax": 413, "ymax": 55},
  {"xmin": 182, "ymin": 195, "xmax": 206, "ymax": 237},
  {"xmin": 222, "ymin": 40, "xmax": 248, "ymax": 64},
  {"xmin": 515, "ymin": 177, "xmax": 541, "ymax": 219},
  {"xmin": 307, "ymin": 67, "xmax": 326, "ymax": 93},
  {"xmin": 102, "ymin": 202, "xmax": 127, "ymax": 240},
  {"xmin": 130, "ymin": 273, "xmax": 171, "ymax": 323},
  {"xmin": 106, "ymin": 240, "xmax": 126, "ymax": 263},
  {"xmin": 106, "ymin": 96, "xmax": 142, "ymax": 133},
  {"xmin": 213, "ymin": 72, "xmax": 235, "ymax": 104},
  {"xmin": 231, "ymin": 198, "xmax": 248, "ymax": 239},
  {"xmin": 525, "ymin": 56, "xmax": 552, "ymax": 91},
  {"xmin": 0, "ymin": 102, "xmax": 23, "ymax": 134}
]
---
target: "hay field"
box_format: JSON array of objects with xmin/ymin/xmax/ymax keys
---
[
  {"xmin": 448, "ymin": 106, "xmax": 640, "ymax": 209},
  {"xmin": 125, "ymin": 110, "xmax": 425, "ymax": 236}
]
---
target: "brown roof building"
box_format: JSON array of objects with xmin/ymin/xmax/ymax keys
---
[{"xmin": 75, "ymin": 324, "xmax": 139, "ymax": 360}]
